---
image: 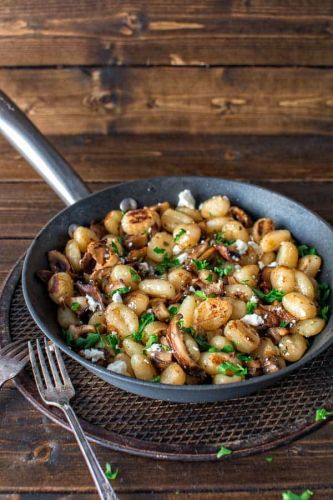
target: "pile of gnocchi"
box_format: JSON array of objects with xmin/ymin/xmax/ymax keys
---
[{"xmin": 40, "ymin": 189, "xmax": 330, "ymax": 385}]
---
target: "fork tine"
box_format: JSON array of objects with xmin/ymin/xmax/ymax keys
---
[
  {"xmin": 44, "ymin": 340, "xmax": 62, "ymax": 387},
  {"xmin": 0, "ymin": 340, "xmax": 26, "ymax": 356},
  {"xmin": 54, "ymin": 344, "xmax": 74, "ymax": 390},
  {"xmin": 28, "ymin": 341, "xmax": 46, "ymax": 394},
  {"xmin": 36, "ymin": 339, "xmax": 53, "ymax": 388}
]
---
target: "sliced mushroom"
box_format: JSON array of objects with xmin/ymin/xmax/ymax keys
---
[
  {"xmin": 148, "ymin": 349, "xmax": 173, "ymax": 370},
  {"xmin": 150, "ymin": 299, "xmax": 170, "ymax": 321},
  {"xmin": 125, "ymin": 247, "xmax": 147, "ymax": 263},
  {"xmin": 247, "ymin": 358, "xmax": 262, "ymax": 377},
  {"xmin": 80, "ymin": 252, "xmax": 96, "ymax": 274},
  {"xmin": 166, "ymin": 314, "xmax": 206, "ymax": 379},
  {"xmin": 229, "ymin": 206, "xmax": 253, "ymax": 228},
  {"xmin": 262, "ymin": 355, "xmax": 286, "ymax": 374},
  {"xmin": 68, "ymin": 324, "xmax": 96, "ymax": 339},
  {"xmin": 215, "ymin": 244, "xmax": 241, "ymax": 263},
  {"xmin": 255, "ymin": 304, "xmax": 296, "ymax": 329},
  {"xmin": 36, "ymin": 269, "xmax": 54, "ymax": 283},
  {"xmin": 76, "ymin": 281, "xmax": 105, "ymax": 311},
  {"xmin": 48, "ymin": 250, "xmax": 71, "ymax": 273},
  {"xmin": 90, "ymin": 222, "xmax": 107, "ymax": 240},
  {"xmin": 87, "ymin": 241, "xmax": 119, "ymax": 270},
  {"xmin": 266, "ymin": 327, "xmax": 289, "ymax": 344},
  {"xmin": 196, "ymin": 279, "xmax": 224, "ymax": 296}
]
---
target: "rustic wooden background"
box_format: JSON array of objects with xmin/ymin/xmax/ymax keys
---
[{"xmin": 0, "ymin": 1, "xmax": 333, "ymax": 498}]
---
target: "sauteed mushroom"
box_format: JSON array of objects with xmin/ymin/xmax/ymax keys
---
[{"xmin": 48, "ymin": 250, "xmax": 71, "ymax": 273}]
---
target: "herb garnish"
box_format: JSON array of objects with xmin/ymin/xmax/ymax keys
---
[
  {"xmin": 195, "ymin": 335, "xmax": 210, "ymax": 352},
  {"xmin": 214, "ymin": 232, "xmax": 236, "ymax": 247},
  {"xmin": 70, "ymin": 302, "xmax": 81, "ymax": 312},
  {"xmin": 279, "ymin": 321, "xmax": 289, "ymax": 328},
  {"xmin": 214, "ymin": 263, "xmax": 234, "ymax": 277},
  {"xmin": 153, "ymin": 246, "xmax": 166, "ymax": 254},
  {"xmin": 315, "ymin": 407, "xmax": 333, "ymax": 421},
  {"xmin": 253, "ymin": 287, "xmax": 285, "ymax": 304},
  {"xmin": 281, "ymin": 490, "xmax": 314, "ymax": 500},
  {"xmin": 265, "ymin": 456, "xmax": 273, "ymax": 463},
  {"xmin": 217, "ymin": 362, "xmax": 248, "ymax": 377},
  {"xmin": 194, "ymin": 290, "xmax": 208, "ymax": 300},
  {"xmin": 132, "ymin": 312, "xmax": 156, "ymax": 342},
  {"xmin": 216, "ymin": 445, "xmax": 232, "ymax": 458},
  {"xmin": 208, "ymin": 344, "xmax": 234, "ymax": 353},
  {"xmin": 192, "ymin": 259, "xmax": 210, "ymax": 270},
  {"xmin": 318, "ymin": 282, "xmax": 331, "ymax": 320},
  {"xmin": 129, "ymin": 268, "xmax": 140, "ymax": 282},
  {"xmin": 174, "ymin": 228, "xmax": 186, "ymax": 242},
  {"xmin": 155, "ymin": 255, "xmax": 180, "ymax": 275},
  {"xmin": 168, "ymin": 305, "xmax": 179, "ymax": 316},
  {"xmin": 145, "ymin": 334, "xmax": 160, "ymax": 350},
  {"xmin": 237, "ymin": 353, "xmax": 252, "ymax": 362},
  {"xmin": 105, "ymin": 462, "xmax": 118, "ymax": 481},
  {"xmin": 105, "ymin": 332, "xmax": 121, "ymax": 354},
  {"xmin": 111, "ymin": 286, "xmax": 131, "ymax": 296},
  {"xmin": 177, "ymin": 319, "xmax": 195, "ymax": 335},
  {"xmin": 206, "ymin": 273, "xmax": 214, "ymax": 283},
  {"xmin": 246, "ymin": 301, "xmax": 256, "ymax": 314},
  {"xmin": 75, "ymin": 333, "xmax": 101, "ymax": 349},
  {"xmin": 297, "ymin": 244, "xmax": 318, "ymax": 257},
  {"xmin": 152, "ymin": 375, "xmax": 161, "ymax": 383},
  {"xmin": 111, "ymin": 241, "xmax": 120, "ymax": 256}
]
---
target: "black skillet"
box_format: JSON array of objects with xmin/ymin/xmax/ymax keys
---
[{"xmin": 0, "ymin": 90, "xmax": 332, "ymax": 403}]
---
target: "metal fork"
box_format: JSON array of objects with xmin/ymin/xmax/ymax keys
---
[
  {"xmin": 28, "ymin": 339, "xmax": 119, "ymax": 500},
  {"xmin": 0, "ymin": 340, "xmax": 29, "ymax": 388}
]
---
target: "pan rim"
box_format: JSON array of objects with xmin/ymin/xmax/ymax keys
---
[{"xmin": 22, "ymin": 175, "xmax": 333, "ymax": 396}]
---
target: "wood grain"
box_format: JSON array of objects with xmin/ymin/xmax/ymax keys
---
[
  {"xmin": 0, "ymin": 386, "xmax": 332, "ymax": 497},
  {"xmin": 1, "ymin": 67, "xmax": 333, "ymax": 135},
  {"xmin": 0, "ymin": 1, "xmax": 333, "ymax": 66},
  {"xmin": 0, "ymin": 134, "xmax": 332, "ymax": 182}
]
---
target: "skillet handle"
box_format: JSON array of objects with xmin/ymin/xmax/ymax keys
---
[{"xmin": 0, "ymin": 90, "xmax": 90, "ymax": 206}]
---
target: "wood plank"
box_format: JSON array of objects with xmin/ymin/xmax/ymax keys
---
[
  {"xmin": 0, "ymin": 239, "xmax": 29, "ymax": 286},
  {"xmin": 1, "ymin": 67, "xmax": 333, "ymax": 135},
  {"xmin": 0, "ymin": 134, "xmax": 332, "ymax": 183},
  {"xmin": 0, "ymin": 181, "xmax": 332, "ymax": 239},
  {"xmin": 0, "ymin": 1, "xmax": 333, "ymax": 66},
  {"xmin": 0, "ymin": 386, "xmax": 332, "ymax": 496}
]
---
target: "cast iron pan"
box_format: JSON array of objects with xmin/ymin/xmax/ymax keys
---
[{"xmin": 0, "ymin": 90, "xmax": 332, "ymax": 403}]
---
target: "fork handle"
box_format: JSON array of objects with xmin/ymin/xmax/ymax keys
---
[{"xmin": 61, "ymin": 403, "xmax": 119, "ymax": 500}]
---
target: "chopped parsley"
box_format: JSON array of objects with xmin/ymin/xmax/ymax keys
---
[
  {"xmin": 246, "ymin": 301, "xmax": 257, "ymax": 314},
  {"xmin": 194, "ymin": 290, "xmax": 208, "ymax": 300},
  {"xmin": 152, "ymin": 375, "xmax": 161, "ymax": 383},
  {"xmin": 217, "ymin": 361, "xmax": 248, "ymax": 377},
  {"xmin": 70, "ymin": 302, "xmax": 81, "ymax": 312},
  {"xmin": 75, "ymin": 332, "xmax": 101, "ymax": 349},
  {"xmin": 168, "ymin": 305, "xmax": 179, "ymax": 316},
  {"xmin": 192, "ymin": 259, "xmax": 210, "ymax": 270},
  {"xmin": 105, "ymin": 462, "xmax": 118, "ymax": 481},
  {"xmin": 174, "ymin": 228, "xmax": 186, "ymax": 242},
  {"xmin": 208, "ymin": 344, "xmax": 234, "ymax": 353},
  {"xmin": 155, "ymin": 255, "xmax": 180, "ymax": 275},
  {"xmin": 253, "ymin": 287, "xmax": 285, "ymax": 304},
  {"xmin": 282, "ymin": 490, "xmax": 314, "ymax": 500},
  {"xmin": 318, "ymin": 282, "xmax": 331, "ymax": 320},
  {"xmin": 195, "ymin": 334, "xmax": 210, "ymax": 352},
  {"xmin": 145, "ymin": 334, "xmax": 159, "ymax": 350},
  {"xmin": 62, "ymin": 329, "xmax": 75, "ymax": 347},
  {"xmin": 214, "ymin": 232, "xmax": 236, "ymax": 247},
  {"xmin": 129, "ymin": 268, "xmax": 140, "ymax": 282},
  {"xmin": 297, "ymin": 244, "xmax": 318, "ymax": 257},
  {"xmin": 105, "ymin": 332, "xmax": 121, "ymax": 354},
  {"xmin": 132, "ymin": 312, "xmax": 156, "ymax": 342},
  {"xmin": 265, "ymin": 456, "xmax": 273, "ymax": 463},
  {"xmin": 206, "ymin": 273, "xmax": 214, "ymax": 283},
  {"xmin": 111, "ymin": 286, "xmax": 131, "ymax": 296},
  {"xmin": 315, "ymin": 407, "xmax": 333, "ymax": 422},
  {"xmin": 214, "ymin": 263, "xmax": 234, "ymax": 277},
  {"xmin": 111, "ymin": 241, "xmax": 120, "ymax": 256},
  {"xmin": 237, "ymin": 353, "xmax": 252, "ymax": 362},
  {"xmin": 216, "ymin": 445, "xmax": 232, "ymax": 458},
  {"xmin": 177, "ymin": 319, "xmax": 195, "ymax": 335},
  {"xmin": 153, "ymin": 246, "xmax": 166, "ymax": 254},
  {"xmin": 279, "ymin": 321, "xmax": 289, "ymax": 328}
]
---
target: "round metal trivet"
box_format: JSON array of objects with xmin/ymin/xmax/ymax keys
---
[{"xmin": 1, "ymin": 258, "xmax": 332, "ymax": 461}]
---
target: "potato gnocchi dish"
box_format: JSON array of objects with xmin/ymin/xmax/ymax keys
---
[{"xmin": 39, "ymin": 190, "xmax": 331, "ymax": 385}]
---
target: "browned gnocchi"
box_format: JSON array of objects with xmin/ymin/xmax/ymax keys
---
[{"xmin": 40, "ymin": 189, "xmax": 330, "ymax": 385}]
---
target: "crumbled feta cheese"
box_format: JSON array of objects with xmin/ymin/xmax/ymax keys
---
[
  {"xmin": 112, "ymin": 291, "xmax": 123, "ymax": 303},
  {"xmin": 234, "ymin": 239, "xmax": 248, "ymax": 255},
  {"xmin": 173, "ymin": 244, "xmax": 182, "ymax": 255},
  {"xmin": 177, "ymin": 252, "xmax": 188, "ymax": 264},
  {"xmin": 223, "ymin": 195, "xmax": 229, "ymax": 202},
  {"xmin": 198, "ymin": 202, "xmax": 203, "ymax": 210},
  {"xmin": 267, "ymin": 261, "xmax": 278, "ymax": 268},
  {"xmin": 81, "ymin": 348, "xmax": 104, "ymax": 363},
  {"xmin": 146, "ymin": 343, "xmax": 163, "ymax": 353},
  {"xmin": 241, "ymin": 314, "xmax": 264, "ymax": 327},
  {"xmin": 138, "ymin": 262, "xmax": 149, "ymax": 272},
  {"xmin": 234, "ymin": 264, "xmax": 242, "ymax": 271},
  {"xmin": 107, "ymin": 360, "xmax": 128, "ymax": 374},
  {"xmin": 86, "ymin": 294, "xmax": 101, "ymax": 312},
  {"xmin": 178, "ymin": 189, "xmax": 196, "ymax": 209},
  {"xmin": 189, "ymin": 286, "xmax": 196, "ymax": 293},
  {"xmin": 258, "ymin": 260, "xmax": 265, "ymax": 270},
  {"xmin": 249, "ymin": 295, "xmax": 259, "ymax": 303}
]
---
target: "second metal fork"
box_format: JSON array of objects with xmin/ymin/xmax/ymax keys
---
[{"xmin": 29, "ymin": 339, "xmax": 119, "ymax": 500}]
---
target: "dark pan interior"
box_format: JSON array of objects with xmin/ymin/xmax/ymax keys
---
[{"xmin": 22, "ymin": 176, "xmax": 333, "ymax": 403}]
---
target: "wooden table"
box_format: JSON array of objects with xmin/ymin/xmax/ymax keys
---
[{"xmin": 0, "ymin": 1, "xmax": 333, "ymax": 498}]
